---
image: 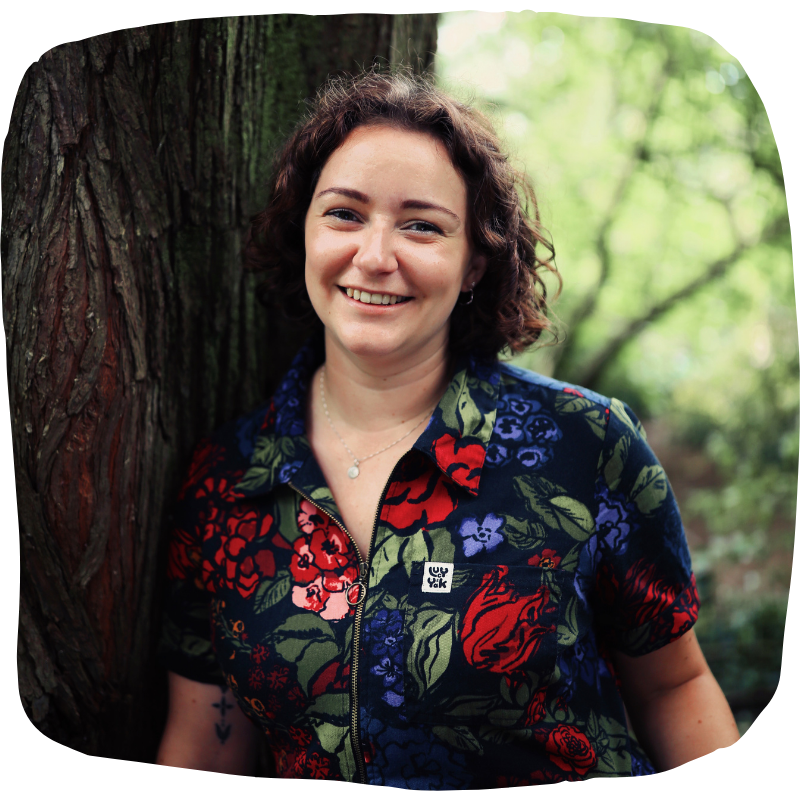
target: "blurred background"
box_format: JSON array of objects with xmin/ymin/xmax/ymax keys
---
[{"xmin": 436, "ymin": 10, "xmax": 795, "ymax": 735}]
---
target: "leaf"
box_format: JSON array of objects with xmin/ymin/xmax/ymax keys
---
[
  {"xmin": 504, "ymin": 516, "xmax": 546, "ymax": 550},
  {"xmin": 514, "ymin": 478, "xmax": 594, "ymax": 541},
  {"xmin": 444, "ymin": 694, "xmax": 499, "ymax": 718},
  {"xmin": 548, "ymin": 496, "xmax": 594, "ymax": 541},
  {"xmin": 370, "ymin": 531, "xmax": 403, "ymax": 584},
  {"xmin": 558, "ymin": 544, "xmax": 581, "ymax": 573},
  {"xmin": 273, "ymin": 614, "xmax": 338, "ymax": 694},
  {"xmin": 253, "ymin": 571, "xmax": 290, "ymax": 614},
  {"xmin": 631, "ymin": 465, "xmax": 669, "ymax": 514},
  {"xmin": 432, "ymin": 726, "xmax": 484, "ymax": 755},
  {"xmin": 480, "ymin": 727, "xmax": 533, "ymax": 746},
  {"xmin": 603, "ymin": 436, "xmax": 629, "ymax": 491},
  {"xmin": 306, "ymin": 691, "xmax": 350, "ymax": 724},
  {"xmin": 487, "ymin": 707, "xmax": 525, "ymax": 727},
  {"xmin": 554, "ymin": 395, "xmax": 595, "ymax": 415},
  {"xmin": 406, "ymin": 607, "xmax": 455, "ymax": 696},
  {"xmin": 609, "ymin": 398, "xmax": 640, "ymax": 437},
  {"xmin": 557, "ymin": 596, "xmax": 579, "ymax": 648},
  {"xmin": 313, "ymin": 722, "xmax": 349, "ymax": 755}
]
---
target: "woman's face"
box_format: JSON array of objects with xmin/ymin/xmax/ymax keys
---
[{"xmin": 304, "ymin": 124, "xmax": 486, "ymax": 366}]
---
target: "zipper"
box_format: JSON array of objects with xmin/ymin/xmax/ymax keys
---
[{"xmin": 288, "ymin": 478, "xmax": 394, "ymax": 784}]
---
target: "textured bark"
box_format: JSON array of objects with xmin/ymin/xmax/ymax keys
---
[{"xmin": 3, "ymin": 13, "xmax": 438, "ymax": 761}]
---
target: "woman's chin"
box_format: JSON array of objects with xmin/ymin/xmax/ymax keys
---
[{"xmin": 326, "ymin": 326, "xmax": 446, "ymax": 366}]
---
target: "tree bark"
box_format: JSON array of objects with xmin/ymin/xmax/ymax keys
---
[{"xmin": 3, "ymin": 13, "xmax": 438, "ymax": 762}]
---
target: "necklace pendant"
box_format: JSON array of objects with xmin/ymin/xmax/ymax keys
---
[{"xmin": 347, "ymin": 465, "xmax": 360, "ymax": 479}]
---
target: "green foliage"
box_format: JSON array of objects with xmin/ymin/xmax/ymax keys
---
[{"xmin": 437, "ymin": 11, "xmax": 794, "ymax": 716}]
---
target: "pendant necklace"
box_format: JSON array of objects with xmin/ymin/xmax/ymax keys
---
[{"xmin": 319, "ymin": 365, "xmax": 433, "ymax": 479}]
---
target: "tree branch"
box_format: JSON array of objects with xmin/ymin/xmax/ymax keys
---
[{"xmin": 572, "ymin": 213, "xmax": 789, "ymax": 389}]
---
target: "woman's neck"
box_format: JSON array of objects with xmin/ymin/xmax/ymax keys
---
[{"xmin": 316, "ymin": 334, "xmax": 452, "ymax": 436}]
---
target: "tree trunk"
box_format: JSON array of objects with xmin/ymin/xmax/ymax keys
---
[{"xmin": 3, "ymin": 13, "xmax": 438, "ymax": 762}]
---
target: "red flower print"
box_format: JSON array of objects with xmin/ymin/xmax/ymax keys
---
[
  {"xmin": 289, "ymin": 504, "xmax": 357, "ymax": 621},
  {"xmin": 432, "ymin": 433, "xmax": 485, "ymax": 491},
  {"xmin": 621, "ymin": 558, "xmax": 684, "ymax": 630},
  {"xmin": 249, "ymin": 667, "xmax": 265, "ymax": 690},
  {"xmin": 292, "ymin": 576, "xmax": 328, "ymax": 614},
  {"xmin": 290, "ymin": 537, "xmax": 321, "ymax": 583},
  {"xmin": 194, "ymin": 473, "xmax": 245, "ymax": 505},
  {"xmin": 309, "ymin": 526, "xmax": 351, "ymax": 572},
  {"xmin": 544, "ymin": 724, "xmax": 597, "ymax": 775},
  {"xmin": 287, "ymin": 685, "xmax": 305, "ymax": 706},
  {"xmin": 528, "ymin": 549, "xmax": 562, "ymax": 569},
  {"xmin": 250, "ymin": 644, "xmax": 270, "ymax": 664},
  {"xmin": 523, "ymin": 687, "xmax": 548, "ymax": 726},
  {"xmin": 461, "ymin": 566, "xmax": 558, "ymax": 673},
  {"xmin": 310, "ymin": 660, "xmax": 351, "ymax": 697},
  {"xmin": 177, "ymin": 440, "xmax": 225, "ymax": 501},
  {"xmin": 266, "ymin": 666, "xmax": 289, "ymax": 690},
  {"xmin": 289, "ymin": 726, "xmax": 313, "ymax": 746},
  {"xmin": 205, "ymin": 508, "xmax": 276, "ymax": 598},
  {"xmin": 166, "ymin": 526, "xmax": 200, "ymax": 581},
  {"xmin": 381, "ymin": 466, "xmax": 459, "ymax": 529},
  {"xmin": 305, "ymin": 752, "xmax": 331, "ymax": 779}
]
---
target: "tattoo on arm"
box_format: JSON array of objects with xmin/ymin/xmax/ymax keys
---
[{"xmin": 212, "ymin": 687, "xmax": 234, "ymax": 744}]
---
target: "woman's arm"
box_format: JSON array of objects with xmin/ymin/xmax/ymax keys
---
[
  {"xmin": 156, "ymin": 671, "xmax": 261, "ymax": 774},
  {"xmin": 611, "ymin": 629, "xmax": 740, "ymax": 771}
]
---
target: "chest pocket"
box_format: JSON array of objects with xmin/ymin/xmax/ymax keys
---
[{"xmin": 403, "ymin": 562, "xmax": 570, "ymax": 728}]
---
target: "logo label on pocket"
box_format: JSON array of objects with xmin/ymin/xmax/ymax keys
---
[{"xmin": 422, "ymin": 561, "xmax": 453, "ymax": 593}]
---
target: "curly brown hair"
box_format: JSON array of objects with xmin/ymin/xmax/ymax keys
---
[{"xmin": 245, "ymin": 69, "xmax": 560, "ymax": 361}]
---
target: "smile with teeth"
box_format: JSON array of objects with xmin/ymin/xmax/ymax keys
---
[{"xmin": 342, "ymin": 286, "xmax": 411, "ymax": 305}]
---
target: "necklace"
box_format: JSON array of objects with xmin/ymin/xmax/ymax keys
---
[{"xmin": 319, "ymin": 366, "xmax": 433, "ymax": 479}]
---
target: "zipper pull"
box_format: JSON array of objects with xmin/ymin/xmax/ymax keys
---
[{"xmin": 358, "ymin": 561, "xmax": 368, "ymax": 580}]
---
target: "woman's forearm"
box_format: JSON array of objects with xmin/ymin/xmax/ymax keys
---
[{"xmin": 627, "ymin": 668, "xmax": 740, "ymax": 771}]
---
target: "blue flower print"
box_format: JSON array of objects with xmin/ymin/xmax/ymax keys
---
[
  {"xmin": 497, "ymin": 393, "xmax": 541, "ymax": 417},
  {"xmin": 459, "ymin": 513, "xmax": 504, "ymax": 557},
  {"xmin": 366, "ymin": 720, "xmax": 470, "ymax": 790},
  {"xmin": 495, "ymin": 414, "xmax": 525, "ymax": 442},
  {"xmin": 235, "ymin": 404, "xmax": 270, "ymax": 458},
  {"xmin": 518, "ymin": 444, "xmax": 550, "ymax": 469},
  {"xmin": 524, "ymin": 413, "xmax": 562, "ymax": 445},
  {"xmin": 365, "ymin": 609, "xmax": 403, "ymax": 663},
  {"xmin": 372, "ymin": 657, "xmax": 403, "ymax": 689},
  {"xmin": 595, "ymin": 481, "xmax": 634, "ymax": 557},
  {"xmin": 484, "ymin": 442, "xmax": 511, "ymax": 467},
  {"xmin": 365, "ymin": 609, "xmax": 405, "ymax": 708}
]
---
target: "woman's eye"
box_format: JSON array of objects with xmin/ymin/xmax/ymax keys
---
[
  {"xmin": 406, "ymin": 221, "xmax": 442, "ymax": 234},
  {"xmin": 326, "ymin": 208, "xmax": 359, "ymax": 222}
]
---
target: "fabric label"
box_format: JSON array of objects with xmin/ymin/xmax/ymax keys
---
[{"xmin": 421, "ymin": 561, "xmax": 454, "ymax": 593}]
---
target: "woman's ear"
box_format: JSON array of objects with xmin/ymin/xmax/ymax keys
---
[{"xmin": 463, "ymin": 253, "xmax": 488, "ymax": 292}]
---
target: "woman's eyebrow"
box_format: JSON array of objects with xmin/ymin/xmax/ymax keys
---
[{"xmin": 314, "ymin": 187, "xmax": 460, "ymax": 222}]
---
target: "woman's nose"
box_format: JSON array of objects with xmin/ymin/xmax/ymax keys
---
[{"xmin": 352, "ymin": 223, "xmax": 397, "ymax": 274}]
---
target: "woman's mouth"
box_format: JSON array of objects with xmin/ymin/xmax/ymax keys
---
[{"xmin": 339, "ymin": 286, "xmax": 412, "ymax": 305}]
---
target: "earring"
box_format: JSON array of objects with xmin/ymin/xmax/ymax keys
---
[{"xmin": 460, "ymin": 282, "xmax": 475, "ymax": 306}]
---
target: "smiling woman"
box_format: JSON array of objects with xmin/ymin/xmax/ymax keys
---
[{"xmin": 156, "ymin": 70, "xmax": 739, "ymax": 787}]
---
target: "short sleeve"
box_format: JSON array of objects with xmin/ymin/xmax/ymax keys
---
[
  {"xmin": 591, "ymin": 399, "xmax": 700, "ymax": 656},
  {"xmin": 157, "ymin": 441, "xmax": 226, "ymax": 685}
]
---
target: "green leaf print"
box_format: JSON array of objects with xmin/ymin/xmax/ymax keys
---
[
  {"xmin": 603, "ymin": 436, "xmax": 629, "ymax": 492},
  {"xmin": 609, "ymin": 398, "xmax": 640, "ymax": 438},
  {"xmin": 253, "ymin": 570, "xmax": 291, "ymax": 614},
  {"xmin": 631, "ymin": 465, "xmax": 669, "ymax": 514},
  {"xmin": 306, "ymin": 691, "xmax": 350, "ymax": 725},
  {"xmin": 432, "ymin": 726, "xmax": 484, "ymax": 755},
  {"xmin": 503, "ymin": 516, "xmax": 547, "ymax": 550},
  {"xmin": 406, "ymin": 606, "xmax": 456, "ymax": 697},
  {"xmin": 313, "ymin": 722, "xmax": 350, "ymax": 756},
  {"xmin": 554, "ymin": 395, "xmax": 606, "ymax": 439},
  {"xmin": 557, "ymin": 595, "xmax": 580, "ymax": 648},
  {"xmin": 273, "ymin": 614, "xmax": 339, "ymax": 695},
  {"xmin": 514, "ymin": 477, "xmax": 594, "ymax": 541},
  {"xmin": 237, "ymin": 436, "xmax": 306, "ymax": 493},
  {"xmin": 443, "ymin": 694, "xmax": 499, "ymax": 718}
]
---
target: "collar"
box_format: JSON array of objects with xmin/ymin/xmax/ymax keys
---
[{"xmin": 235, "ymin": 338, "xmax": 500, "ymax": 500}]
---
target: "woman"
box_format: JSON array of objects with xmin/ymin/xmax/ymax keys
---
[{"xmin": 157, "ymin": 71, "xmax": 739, "ymax": 787}]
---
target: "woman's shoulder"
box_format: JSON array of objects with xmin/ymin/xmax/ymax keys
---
[
  {"xmin": 496, "ymin": 361, "xmax": 612, "ymax": 408},
  {"xmin": 178, "ymin": 400, "xmax": 277, "ymax": 494}
]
